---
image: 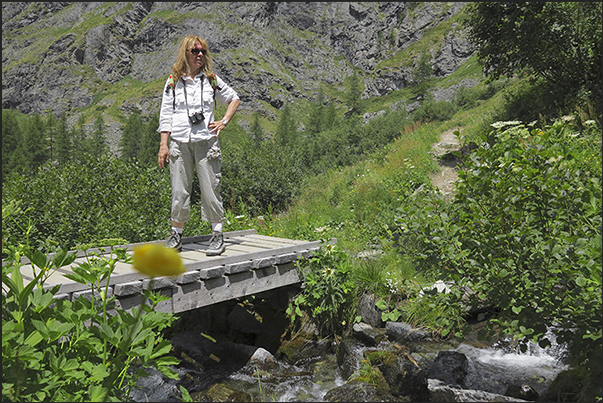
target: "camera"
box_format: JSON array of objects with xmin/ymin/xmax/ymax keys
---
[{"xmin": 189, "ymin": 111, "xmax": 204, "ymax": 125}]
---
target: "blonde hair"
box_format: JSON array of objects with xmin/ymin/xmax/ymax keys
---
[{"xmin": 171, "ymin": 35, "xmax": 215, "ymax": 81}]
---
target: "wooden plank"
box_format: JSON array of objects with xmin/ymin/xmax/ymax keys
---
[
  {"xmin": 246, "ymin": 233, "xmax": 310, "ymax": 245},
  {"xmin": 181, "ymin": 238, "xmax": 292, "ymax": 258},
  {"xmin": 226, "ymin": 238, "xmax": 291, "ymax": 252},
  {"xmin": 180, "ymin": 229, "xmax": 257, "ymax": 245},
  {"xmin": 232, "ymin": 235, "xmax": 309, "ymax": 250},
  {"xmin": 180, "ymin": 250, "xmax": 208, "ymax": 262}
]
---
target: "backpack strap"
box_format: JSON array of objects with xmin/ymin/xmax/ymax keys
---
[
  {"xmin": 166, "ymin": 74, "xmax": 177, "ymax": 110},
  {"xmin": 206, "ymin": 72, "xmax": 221, "ymax": 92},
  {"xmin": 165, "ymin": 73, "xmax": 222, "ymax": 110},
  {"xmin": 206, "ymin": 73, "xmax": 222, "ymax": 108}
]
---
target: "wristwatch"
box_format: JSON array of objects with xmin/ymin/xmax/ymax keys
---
[{"xmin": 221, "ymin": 118, "xmax": 228, "ymax": 125}]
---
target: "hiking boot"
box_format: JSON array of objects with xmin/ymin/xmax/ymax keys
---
[
  {"xmin": 165, "ymin": 230, "xmax": 182, "ymax": 252},
  {"xmin": 206, "ymin": 232, "xmax": 225, "ymax": 256}
]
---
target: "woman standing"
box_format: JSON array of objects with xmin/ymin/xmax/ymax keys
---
[{"xmin": 157, "ymin": 35, "xmax": 240, "ymax": 255}]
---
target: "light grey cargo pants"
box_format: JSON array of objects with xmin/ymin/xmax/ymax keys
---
[{"xmin": 169, "ymin": 138, "xmax": 225, "ymax": 224}]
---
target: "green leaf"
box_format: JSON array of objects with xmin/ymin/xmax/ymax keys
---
[
  {"xmin": 52, "ymin": 248, "xmax": 78, "ymax": 269},
  {"xmin": 31, "ymin": 288, "xmax": 55, "ymax": 311},
  {"xmin": 150, "ymin": 339, "xmax": 173, "ymax": 359},
  {"xmin": 88, "ymin": 385, "xmax": 108, "ymax": 402},
  {"xmin": 375, "ymin": 299, "xmax": 388, "ymax": 310},
  {"xmin": 131, "ymin": 328, "xmax": 154, "ymax": 346},
  {"xmin": 511, "ymin": 306, "xmax": 522, "ymax": 314},
  {"xmin": 12, "ymin": 267, "xmax": 27, "ymax": 295},
  {"xmin": 154, "ymin": 355, "xmax": 180, "ymax": 366},
  {"xmin": 28, "ymin": 249, "xmax": 51, "ymax": 271},
  {"xmin": 3, "ymin": 271, "xmax": 21, "ymax": 295},
  {"xmin": 24, "ymin": 330, "xmax": 44, "ymax": 347},
  {"xmin": 575, "ymin": 276, "xmax": 587, "ymax": 287},
  {"xmin": 157, "ymin": 364, "xmax": 180, "ymax": 380},
  {"xmin": 179, "ymin": 385, "xmax": 193, "ymax": 402},
  {"xmin": 90, "ymin": 363, "xmax": 110, "ymax": 382},
  {"xmin": 17, "ymin": 269, "xmax": 47, "ymax": 313},
  {"xmin": 62, "ymin": 358, "xmax": 80, "ymax": 373},
  {"xmin": 99, "ymin": 322, "xmax": 116, "ymax": 345}
]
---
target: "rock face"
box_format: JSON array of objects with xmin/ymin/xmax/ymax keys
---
[{"xmin": 2, "ymin": 2, "xmax": 475, "ymax": 144}]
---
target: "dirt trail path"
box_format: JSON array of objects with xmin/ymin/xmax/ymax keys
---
[{"xmin": 428, "ymin": 127, "xmax": 463, "ymax": 200}]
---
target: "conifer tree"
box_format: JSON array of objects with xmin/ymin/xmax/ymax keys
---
[
  {"xmin": 322, "ymin": 100, "xmax": 337, "ymax": 131},
  {"xmin": 346, "ymin": 71, "xmax": 364, "ymax": 117},
  {"xmin": 2, "ymin": 111, "xmax": 22, "ymax": 180},
  {"xmin": 250, "ymin": 112, "xmax": 264, "ymax": 143},
  {"xmin": 119, "ymin": 108, "xmax": 143, "ymax": 161},
  {"xmin": 306, "ymin": 89, "xmax": 325, "ymax": 136},
  {"xmin": 89, "ymin": 115, "xmax": 108, "ymax": 157},
  {"xmin": 72, "ymin": 114, "xmax": 88, "ymax": 162},
  {"xmin": 412, "ymin": 53, "xmax": 433, "ymax": 101},
  {"xmin": 22, "ymin": 114, "xmax": 49, "ymax": 173},
  {"xmin": 54, "ymin": 113, "xmax": 72, "ymax": 166},
  {"xmin": 274, "ymin": 104, "xmax": 296, "ymax": 147},
  {"xmin": 138, "ymin": 112, "xmax": 160, "ymax": 166},
  {"xmin": 45, "ymin": 112, "xmax": 58, "ymax": 162}
]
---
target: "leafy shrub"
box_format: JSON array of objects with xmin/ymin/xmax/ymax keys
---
[
  {"xmin": 2, "ymin": 234, "xmax": 179, "ymax": 402},
  {"xmin": 455, "ymin": 80, "xmax": 505, "ymax": 110},
  {"xmin": 394, "ymin": 119, "xmax": 602, "ymax": 377},
  {"xmin": 411, "ymin": 99, "xmax": 457, "ymax": 122},
  {"xmin": 286, "ymin": 243, "xmax": 358, "ymax": 337},
  {"xmin": 2, "ymin": 154, "xmax": 172, "ymax": 251},
  {"xmin": 221, "ymin": 139, "xmax": 305, "ymax": 216}
]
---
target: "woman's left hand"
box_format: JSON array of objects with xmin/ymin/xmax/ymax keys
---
[{"xmin": 208, "ymin": 120, "xmax": 226, "ymax": 136}]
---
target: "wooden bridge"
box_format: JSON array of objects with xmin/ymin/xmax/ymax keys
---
[{"xmin": 5, "ymin": 229, "xmax": 334, "ymax": 314}]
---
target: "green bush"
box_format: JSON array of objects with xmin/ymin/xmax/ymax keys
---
[
  {"xmin": 411, "ymin": 99, "xmax": 457, "ymax": 122},
  {"xmin": 286, "ymin": 243, "xmax": 358, "ymax": 337},
  {"xmin": 394, "ymin": 119, "xmax": 602, "ymax": 379},
  {"xmin": 221, "ymin": 139, "xmax": 306, "ymax": 216},
  {"xmin": 2, "ymin": 228, "xmax": 179, "ymax": 402},
  {"xmin": 2, "ymin": 155, "xmax": 172, "ymax": 251}
]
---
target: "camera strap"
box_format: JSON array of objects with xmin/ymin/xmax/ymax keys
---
[{"xmin": 182, "ymin": 76, "xmax": 204, "ymax": 117}]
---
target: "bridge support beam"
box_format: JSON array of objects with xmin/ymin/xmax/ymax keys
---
[{"xmin": 110, "ymin": 251, "xmax": 312, "ymax": 315}]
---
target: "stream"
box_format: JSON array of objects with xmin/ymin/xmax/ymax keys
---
[
  {"xmin": 132, "ymin": 290, "xmax": 573, "ymax": 402},
  {"xmin": 210, "ymin": 334, "xmax": 569, "ymax": 402}
]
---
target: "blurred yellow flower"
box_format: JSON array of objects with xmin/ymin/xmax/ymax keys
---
[{"xmin": 132, "ymin": 243, "xmax": 185, "ymax": 277}]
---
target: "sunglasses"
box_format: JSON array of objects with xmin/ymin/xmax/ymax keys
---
[{"xmin": 190, "ymin": 48, "xmax": 207, "ymax": 56}]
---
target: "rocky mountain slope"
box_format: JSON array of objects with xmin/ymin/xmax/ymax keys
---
[{"xmin": 2, "ymin": 2, "xmax": 475, "ymax": 148}]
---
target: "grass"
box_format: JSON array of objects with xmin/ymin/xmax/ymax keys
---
[{"xmin": 244, "ymin": 78, "xmax": 512, "ymax": 325}]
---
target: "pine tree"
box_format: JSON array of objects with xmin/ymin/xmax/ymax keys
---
[
  {"xmin": 306, "ymin": 89, "xmax": 325, "ymax": 136},
  {"xmin": 346, "ymin": 71, "xmax": 364, "ymax": 117},
  {"xmin": 119, "ymin": 108, "xmax": 143, "ymax": 161},
  {"xmin": 138, "ymin": 112, "xmax": 160, "ymax": 166},
  {"xmin": 55, "ymin": 113, "xmax": 72, "ymax": 166},
  {"xmin": 45, "ymin": 112, "xmax": 58, "ymax": 163},
  {"xmin": 72, "ymin": 114, "xmax": 88, "ymax": 162},
  {"xmin": 2, "ymin": 111, "xmax": 22, "ymax": 180},
  {"xmin": 250, "ymin": 112, "xmax": 264, "ymax": 143},
  {"xmin": 412, "ymin": 53, "xmax": 433, "ymax": 101},
  {"xmin": 322, "ymin": 100, "xmax": 337, "ymax": 131},
  {"xmin": 89, "ymin": 115, "xmax": 108, "ymax": 157},
  {"xmin": 22, "ymin": 114, "xmax": 50, "ymax": 173},
  {"xmin": 274, "ymin": 104, "xmax": 296, "ymax": 147}
]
